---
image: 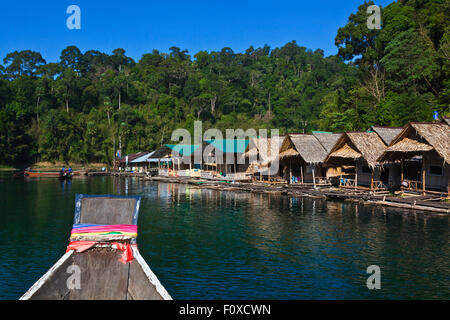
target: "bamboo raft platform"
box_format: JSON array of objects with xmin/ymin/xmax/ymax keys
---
[
  {"xmin": 21, "ymin": 194, "xmax": 172, "ymax": 300},
  {"xmin": 143, "ymin": 176, "xmax": 450, "ymax": 214}
]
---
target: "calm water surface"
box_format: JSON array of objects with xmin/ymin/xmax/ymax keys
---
[{"xmin": 0, "ymin": 172, "xmax": 449, "ymax": 299}]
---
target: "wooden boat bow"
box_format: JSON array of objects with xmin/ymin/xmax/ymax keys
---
[{"xmin": 20, "ymin": 194, "xmax": 172, "ymax": 300}]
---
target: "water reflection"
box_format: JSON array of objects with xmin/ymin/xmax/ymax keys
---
[
  {"xmin": 136, "ymin": 181, "xmax": 450, "ymax": 299},
  {"xmin": 0, "ymin": 174, "xmax": 449, "ymax": 300},
  {"xmin": 60, "ymin": 179, "xmax": 72, "ymax": 194}
]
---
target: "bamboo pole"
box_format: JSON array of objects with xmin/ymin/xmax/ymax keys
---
[
  {"xmin": 301, "ymin": 165, "xmax": 304, "ymax": 184},
  {"xmin": 289, "ymin": 158, "xmax": 292, "ymax": 184},
  {"xmin": 312, "ymin": 165, "xmax": 316, "ymax": 189},
  {"xmin": 422, "ymin": 154, "xmax": 426, "ymax": 195},
  {"xmin": 401, "ymin": 157, "xmax": 404, "ymax": 182},
  {"xmin": 371, "ymin": 170, "xmax": 374, "ymax": 191}
]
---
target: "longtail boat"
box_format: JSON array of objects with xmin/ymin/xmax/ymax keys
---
[
  {"xmin": 24, "ymin": 170, "xmax": 61, "ymax": 177},
  {"xmin": 23, "ymin": 170, "xmax": 76, "ymax": 178},
  {"xmin": 20, "ymin": 194, "xmax": 172, "ymax": 300}
]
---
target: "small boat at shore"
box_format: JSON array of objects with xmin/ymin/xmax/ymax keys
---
[
  {"xmin": 23, "ymin": 170, "xmax": 75, "ymax": 179},
  {"xmin": 20, "ymin": 194, "xmax": 172, "ymax": 300},
  {"xmin": 24, "ymin": 170, "xmax": 61, "ymax": 177}
]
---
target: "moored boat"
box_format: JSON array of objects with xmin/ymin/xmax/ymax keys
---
[
  {"xmin": 24, "ymin": 170, "xmax": 61, "ymax": 177},
  {"xmin": 20, "ymin": 194, "xmax": 172, "ymax": 300}
]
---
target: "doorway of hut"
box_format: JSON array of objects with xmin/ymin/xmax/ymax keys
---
[
  {"xmin": 403, "ymin": 159, "xmax": 422, "ymax": 181},
  {"xmin": 380, "ymin": 167, "xmax": 389, "ymax": 183}
]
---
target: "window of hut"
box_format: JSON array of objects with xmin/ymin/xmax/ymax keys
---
[{"xmin": 429, "ymin": 165, "xmax": 443, "ymax": 176}]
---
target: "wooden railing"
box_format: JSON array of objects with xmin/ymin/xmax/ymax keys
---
[
  {"xmin": 221, "ymin": 173, "xmax": 251, "ymax": 181},
  {"xmin": 177, "ymin": 170, "xmax": 189, "ymax": 177},
  {"xmin": 158, "ymin": 169, "xmax": 169, "ymax": 176},
  {"xmin": 253, "ymin": 175, "xmax": 286, "ymax": 183},
  {"xmin": 315, "ymin": 177, "xmax": 330, "ymax": 185},
  {"xmin": 371, "ymin": 180, "xmax": 388, "ymax": 191},
  {"xmin": 401, "ymin": 180, "xmax": 423, "ymax": 192},
  {"xmin": 340, "ymin": 177, "xmax": 357, "ymax": 188}
]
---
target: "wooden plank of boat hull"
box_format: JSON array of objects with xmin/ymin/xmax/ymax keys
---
[
  {"xmin": 20, "ymin": 251, "xmax": 74, "ymax": 300},
  {"xmin": 80, "ymin": 198, "xmax": 136, "ymax": 225},
  {"xmin": 126, "ymin": 247, "xmax": 172, "ymax": 300},
  {"xmin": 67, "ymin": 250, "xmax": 130, "ymax": 300},
  {"xmin": 21, "ymin": 249, "xmax": 171, "ymax": 300}
]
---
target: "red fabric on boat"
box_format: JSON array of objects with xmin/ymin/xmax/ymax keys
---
[
  {"xmin": 66, "ymin": 241, "xmax": 135, "ymax": 264},
  {"xmin": 66, "ymin": 241, "xmax": 96, "ymax": 253},
  {"xmin": 112, "ymin": 242, "xmax": 134, "ymax": 264}
]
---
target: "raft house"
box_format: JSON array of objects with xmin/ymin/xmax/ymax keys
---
[
  {"xmin": 203, "ymin": 139, "xmax": 250, "ymax": 181},
  {"xmin": 277, "ymin": 133, "xmax": 335, "ymax": 187},
  {"xmin": 241, "ymin": 136, "xmax": 285, "ymax": 183},
  {"xmin": 324, "ymin": 131, "xmax": 390, "ymax": 191},
  {"xmin": 117, "ymin": 152, "xmax": 149, "ymax": 172},
  {"xmin": 377, "ymin": 121, "xmax": 450, "ymax": 196}
]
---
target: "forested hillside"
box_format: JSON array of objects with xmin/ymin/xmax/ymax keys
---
[{"xmin": 0, "ymin": 0, "xmax": 448, "ymax": 165}]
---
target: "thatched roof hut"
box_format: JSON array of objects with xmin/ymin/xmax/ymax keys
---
[
  {"xmin": 312, "ymin": 132, "xmax": 342, "ymax": 153},
  {"xmin": 378, "ymin": 122, "xmax": 450, "ymax": 164},
  {"xmin": 325, "ymin": 132, "xmax": 387, "ymax": 168},
  {"xmin": 243, "ymin": 136, "xmax": 284, "ymax": 165},
  {"xmin": 279, "ymin": 134, "xmax": 328, "ymax": 164},
  {"xmin": 371, "ymin": 126, "xmax": 403, "ymax": 146}
]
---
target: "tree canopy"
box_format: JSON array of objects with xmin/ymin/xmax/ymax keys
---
[{"xmin": 0, "ymin": 0, "xmax": 448, "ymax": 166}]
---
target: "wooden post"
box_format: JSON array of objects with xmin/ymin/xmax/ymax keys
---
[
  {"xmin": 422, "ymin": 154, "xmax": 426, "ymax": 195},
  {"xmin": 401, "ymin": 157, "xmax": 404, "ymax": 182},
  {"xmin": 371, "ymin": 170, "xmax": 374, "ymax": 191},
  {"xmin": 447, "ymin": 165, "xmax": 450, "ymax": 199},
  {"xmin": 312, "ymin": 165, "xmax": 316, "ymax": 188},
  {"xmin": 355, "ymin": 162, "xmax": 358, "ymax": 189},
  {"xmin": 301, "ymin": 165, "xmax": 304, "ymax": 184},
  {"xmin": 289, "ymin": 158, "xmax": 292, "ymax": 184}
]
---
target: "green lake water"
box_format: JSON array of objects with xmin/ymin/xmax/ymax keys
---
[{"xmin": 0, "ymin": 172, "xmax": 449, "ymax": 299}]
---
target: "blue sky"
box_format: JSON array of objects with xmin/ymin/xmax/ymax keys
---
[{"xmin": 0, "ymin": 0, "xmax": 394, "ymax": 63}]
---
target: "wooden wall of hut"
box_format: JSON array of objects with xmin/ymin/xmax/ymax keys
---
[
  {"xmin": 387, "ymin": 163, "xmax": 402, "ymax": 189},
  {"xmin": 423, "ymin": 153, "xmax": 448, "ymax": 192}
]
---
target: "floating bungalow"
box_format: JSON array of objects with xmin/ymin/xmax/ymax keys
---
[
  {"xmin": 377, "ymin": 122, "xmax": 450, "ymax": 195},
  {"xmin": 117, "ymin": 152, "xmax": 149, "ymax": 171},
  {"xmin": 148, "ymin": 144, "xmax": 204, "ymax": 176},
  {"xmin": 129, "ymin": 151, "xmax": 156, "ymax": 172},
  {"xmin": 147, "ymin": 145, "xmax": 175, "ymax": 172},
  {"xmin": 311, "ymin": 132, "xmax": 342, "ymax": 180},
  {"xmin": 278, "ymin": 134, "xmax": 330, "ymax": 186},
  {"xmin": 205, "ymin": 139, "xmax": 250, "ymax": 180},
  {"xmin": 242, "ymin": 136, "xmax": 285, "ymax": 181},
  {"xmin": 324, "ymin": 132, "xmax": 388, "ymax": 190}
]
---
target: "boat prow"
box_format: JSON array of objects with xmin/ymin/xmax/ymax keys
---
[
  {"xmin": 20, "ymin": 246, "xmax": 171, "ymax": 300},
  {"xmin": 20, "ymin": 194, "xmax": 172, "ymax": 300}
]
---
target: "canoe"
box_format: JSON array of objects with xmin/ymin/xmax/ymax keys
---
[
  {"xmin": 24, "ymin": 171, "xmax": 61, "ymax": 177},
  {"xmin": 24, "ymin": 171, "xmax": 77, "ymax": 178},
  {"xmin": 20, "ymin": 194, "xmax": 172, "ymax": 300}
]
